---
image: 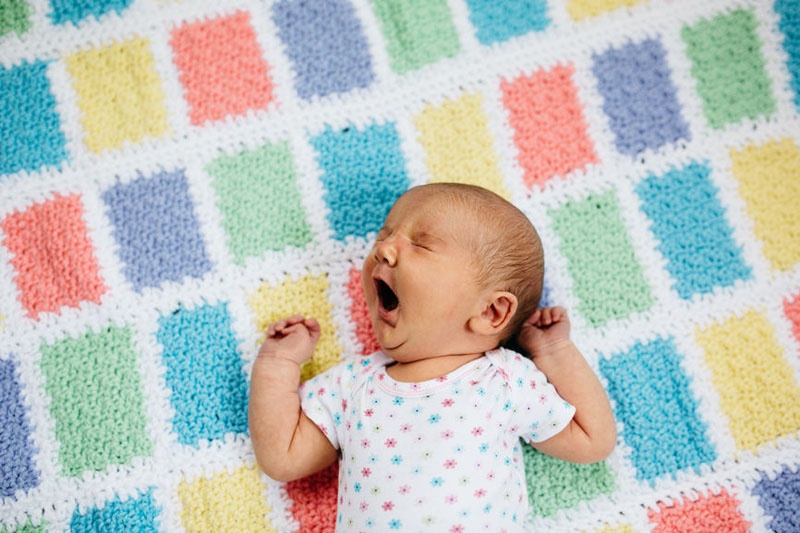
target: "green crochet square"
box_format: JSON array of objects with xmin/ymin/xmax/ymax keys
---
[
  {"xmin": 549, "ymin": 189, "xmax": 654, "ymax": 326},
  {"xmin": 40, "ymin": 326, "xmax": 152, "ymax": 477},
  {"xmin": 523, "ymin": 442, "xmax": 616, "ymax": 518},
  {"xmin": 0, "ymin": 0, "xmax": 32, "ymax": 38},
  {"xmin": 369, "ymin": 0, "xmax": 460, "ymax": 74},
  {"xmin": 682, "ymin": 8, "xmax": 776, "ymax": 128},
  {"xmin": 207, "ymin": 141, "xmax": 312, "ymax": 265}
]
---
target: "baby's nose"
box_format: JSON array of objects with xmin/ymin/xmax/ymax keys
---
[{"xmin": 373, "ymin": 239, "xmax": 398, "ymax": 266}]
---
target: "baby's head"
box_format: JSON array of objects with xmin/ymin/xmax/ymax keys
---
[{"xmin": 362, "ymin": 182, "xmax": 544, "ymax": 362}]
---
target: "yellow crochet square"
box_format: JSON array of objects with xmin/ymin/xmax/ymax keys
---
[
  {"xmin": 696, "ymin": 309, "xmax": 800, "ymax": 452},
  {"xmin": 177, "ymin": 464, "xmax": 275, "ymax": 532},
  {"xmin": 566, "ymin": 0, "xmax": 644, "ymax": 20},
  {"xmin": 66, "ymin": 37, "xmax": 169, "ymax": 153},
  {"xmin": 730, "ymin": 138, "xmax": 800, "ymax": 271},
  {"xmin": 414, "ymin": 92, "xmax": 510, "ymax": 199},
  {"xmin": 249, "ymin": 273, "xmax": 343, "ymax": 382}
]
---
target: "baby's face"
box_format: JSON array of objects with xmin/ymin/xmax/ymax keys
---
[{"xmin": 361, "ymin": 190, "xmax": 488, "ymax": 363}]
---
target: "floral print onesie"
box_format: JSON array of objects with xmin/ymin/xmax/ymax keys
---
[{"xmin": 300, "ymin": 347, "xmax": 576, "ymax": 532}]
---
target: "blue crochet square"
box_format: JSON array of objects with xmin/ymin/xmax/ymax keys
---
[
  {"xmin": 272, "ymin": 0, "xmax": 374, "ymax": 99},
  {"xmin": 312, "ymin": 123, "xmax": 410, "ymax": 241},
  {"xmin": 776, "ymin": 0, "xmax": 800, "ymax": 110},
  {"xmin": 0, "ymin": 357, "xmax": 40, "ymax": 498},
  {"xmin": 49, "ymin": 0, "xmax": 133, "ymax": 25},
  {"xmin": 465, "ymin": 0, "xmax": 549, "ymax": 45},
  {"xmin": 0, "ymin": 61, "xmax": 67, "ymax": 176},
  {"xmin": 102, "ymin": 169, "xmax": 212, "ymax": 292},
  {"xmin": 599, "ymin": 337, "xmax": 716, "ymax": 484},
  {"xmin": 753, "ymin": 465, "xmax": 800, "ymax": 533},
  {"xmin": 636, "ymin": 161, "xmax": 751, "ymax": 299},
  {"xmin": 71, "ymin": 489, "xmax": 160, "ymax": 532},
  {"xmin": 592, "ymin": 38, "xmax": 690, "ymax": 156},
  {"xmin": 157, "ymin": 303, "xmax": 248, "ymax": 446}
]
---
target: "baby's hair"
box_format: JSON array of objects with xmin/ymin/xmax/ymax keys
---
[{"xmin": 405, "ymin": 183, "xmax": 544, "ymax": 340}]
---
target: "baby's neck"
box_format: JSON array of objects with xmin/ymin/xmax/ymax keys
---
[{"xmin": 385, "ymin": 352, "xmax": 485, "ymax": 383}]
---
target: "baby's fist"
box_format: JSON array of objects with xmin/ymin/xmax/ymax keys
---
[{"xmin": 258, "ymin": 315, "xmax": 321, "ymax": 365}]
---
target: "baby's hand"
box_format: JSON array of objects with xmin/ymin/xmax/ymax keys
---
[
  {"xmin": 257, "ymin": 315, "xmax": 321, "ymax": 365},
  {"xmin": 516, "ymin": 306, "xmax": 572, "ymax": 357}
]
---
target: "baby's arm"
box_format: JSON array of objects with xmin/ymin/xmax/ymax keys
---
[
  {"xmin": 516, "ymin": 307, "xmax": 616, "ymax": 463},
  {"xmin": 248, "ymin": 315, "xmax": 338, "ymax": 482}
]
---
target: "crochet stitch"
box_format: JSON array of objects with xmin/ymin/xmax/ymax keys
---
[{"xmin": 1, "ymin": 0, "xmax": 799, "ymax": 531}]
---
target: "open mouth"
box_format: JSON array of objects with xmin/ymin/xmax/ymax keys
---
[{"xmin": 376, "ymin": 279, "xmax": 399, "ymax": 312}]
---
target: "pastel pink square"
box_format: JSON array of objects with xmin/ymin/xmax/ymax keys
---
[
  {"xmin": 171, "ymin": 10, "xmax": 275, "ymax": 125},
  {"xmin": 501, "ymin": 64, "xmax": 598, "ymax": 189},
  {"xmin": 348, "ymin": 266, "xmax": 380, "ymax": 355},
  {"xmin": 1, "ymin": 194, "xmax": 105, "ymax": 319},
  {"xmin": 785, "ymin": 294, "xmax": 800, "ymax": 345},
  {"xmin": 649, "ymin": 489, "xmax": 750, "ymax": 533}
]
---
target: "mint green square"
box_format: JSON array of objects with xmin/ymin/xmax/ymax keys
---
[
  {"xmin": 682, "ymin": 8, "xmax": 775, "ymax": 128},
  {"xmin": 0, "ymin": 0, "xmax": 32, "ymax": 38},
  {"xmin": 523, "ymin": 442, "xmax": 616, "ymax": 518},
  {"xmin": 549, "ymin": 190, "xmax": 654, "ymax": 326},
  {"xmin": 207, "ymin": 141, "xmax": 312, "ymax": 265},
  {"xmin": 369, "ymin": 0, "xmax": 460, "ymax": 74},
  {"xmin": 40, "ymin": 327, "xmax": 152, "ymax": 477}
]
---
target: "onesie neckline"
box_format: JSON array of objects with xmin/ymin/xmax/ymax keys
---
[{"xmin": 372, "ymin": 352, "xmax": 489, "ymax": 397}]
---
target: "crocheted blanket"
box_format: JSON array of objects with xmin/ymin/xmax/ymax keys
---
[{"xmin": 2, "ymin": 0, "xmax": 800, "ymax": 531}]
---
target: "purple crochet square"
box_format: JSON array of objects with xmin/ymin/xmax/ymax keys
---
[
  {"xmin": 102, "ymin": 169, "xmax": 212, "ymax": 291},
  {"xmin": 592, "ymin": 38, "xmax": 690, "ymax": 156},
  {"xmin": 0, "ymin": 357, "xmax": 40, "ymax": 498},
  {"xmin": 753, "ymin": 466, "xmax": 800, "ymax": 533}
]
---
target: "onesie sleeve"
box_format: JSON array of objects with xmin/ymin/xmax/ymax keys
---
[
  {"xmin": 299, "ymin": 356, "xmax": 371, "ymax": 450},
  {"xmin": 498, "ymin": 349, "xmax": 577, "ymax": 443}
]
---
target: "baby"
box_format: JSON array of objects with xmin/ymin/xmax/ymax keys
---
[{"xmin": 249, "ymin": 183, "xmax": 616, "ymax": 531}]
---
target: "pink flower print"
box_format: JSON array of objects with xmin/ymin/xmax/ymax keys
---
[
  {"xmin": 400, "ymin": 424, "xmax": 412, "ymax": 433},
  {"xmin": 441, "ymin": 430, "xmax": 454, "ymax": 440},
  {"xmin": 360, "ymin": 501, "xmax": 369, "ymax": 512},
  {"xmin": 364, "ymin": 408, "xmax": 374, "ymax": 417},
  {"xmin": 362, "ymin": 467, "xmax": 372, "ymax": 477},
  {"xmin": 399, "ymin": 485, "xmax": 411, "ymax": 495},
  {"xmin": 442, "ymin": 398, "xmax": 454, "ymax": 407},
  {"xmin": 470, "ymin": 380, "xmax": 480, "ymax": 386},
  {"xmin": 361, "ymin": 439, "xmax": 371, "ymax": 448},
  {"xmin": 437, "ymin": 375, "xmax": 448, "ymax": 382},
  {"xmin": 450, "ymin": 525, "xmax": 464, "ymax": 533},
  {"xmin": 474, "ymin": 488, "xmax": 487, "ymax": 498},
  {"xmin": 444, "ymin": 459, "xmax": 457, "ymax": 469},
  {"xmin": 471, "ymin": 427, "xmax": 484, "ymax": 436},
  {"xmin": 382, "ymin": 501, "xmax": 394, "ymax": 511},
  {"xmin": 529, "ymin": 380, "xmax": 537, "ymax": 390},
  {"xmin": 445, "ymin": 494, "xmax": 458, "ymax": 505},
  {"xmin": 540, "ymin": 394, "xmax": 549, "ymax": 404},
  {"xmin": 385, "ymin": 438, "xmax": 397, "ymax": 448},
  {"xmin": 317, "ymin": 387, "xmax": 326, "ymax": 396},
  {"xmin": 487, "ymin": 471, "xmax": 496, "ymax": 480},
  {"xmin": 341, "ymin": 399, "xmax": 348, "ymax": 411}
]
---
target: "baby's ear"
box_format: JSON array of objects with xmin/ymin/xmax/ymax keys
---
[{"xmin": 470, "ymin": 291, "xmax": 518, "ymax": 336}]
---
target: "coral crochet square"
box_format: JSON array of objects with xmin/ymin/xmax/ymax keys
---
[
  {"xmin": 592, "ymin": 38, "xmax": 690, "ymax": 157},
  {"xmin": 102, "ymin": 169, "xmax": 212, "ymax": 291},
  {"xmin": 648, "ymin": 489, "xmax": 750, "ymax": 533},
  {"xmin": 40, "ymin": 326, "xmax": 152, "ymax": 477},
  {"xmin": 348, "ymin": 266, "xmax": 380, "ymax": 355},
  {"xmin": 171, "ymin": 11, "xmax": 275, "ymax": 125},
  {"xmin": 157, "ymin": 303, "xmax": 248, "ymax": 446},
  {"xmin": 599, "ymin": 337, "xmax": 716, "ymax": 484},
  {"xmin": 206, "ymin": 141, "xmax": 312, "ymax": 265},
  {"xmin": 70, "ymin": 489, "xmax": 160, "ymax": 532},
  {"xmin": 0, "ymin": 357, "xmax": 40, "ymax": 498},
  {"xmin": 273, "ymin": 0, "xmax": 374, "ymax": 100},
  {"xmin": 501, "ymin": 64, "xmax": 598, "ymax": 188},
  {"xmin": 1, "ymin": 194, "xmax": 105, "ymax": 319},
  {"xmin": 311, "ymin": 123, "xmax": 410, "ymax": 241},
  {"xmin": 465, "ymin": 0, "xmax": 549, "ymax": 45},
  {"xmin": 66, "ymin": 37, "xmax": 169, "ymax": 153},
  {"xmin": 0, "ymin": 61, "xmax": 68, "ymax": 176},
  {"xmin": 785, "ymin": 294, "xmax": 800, "ymax": 344}
]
